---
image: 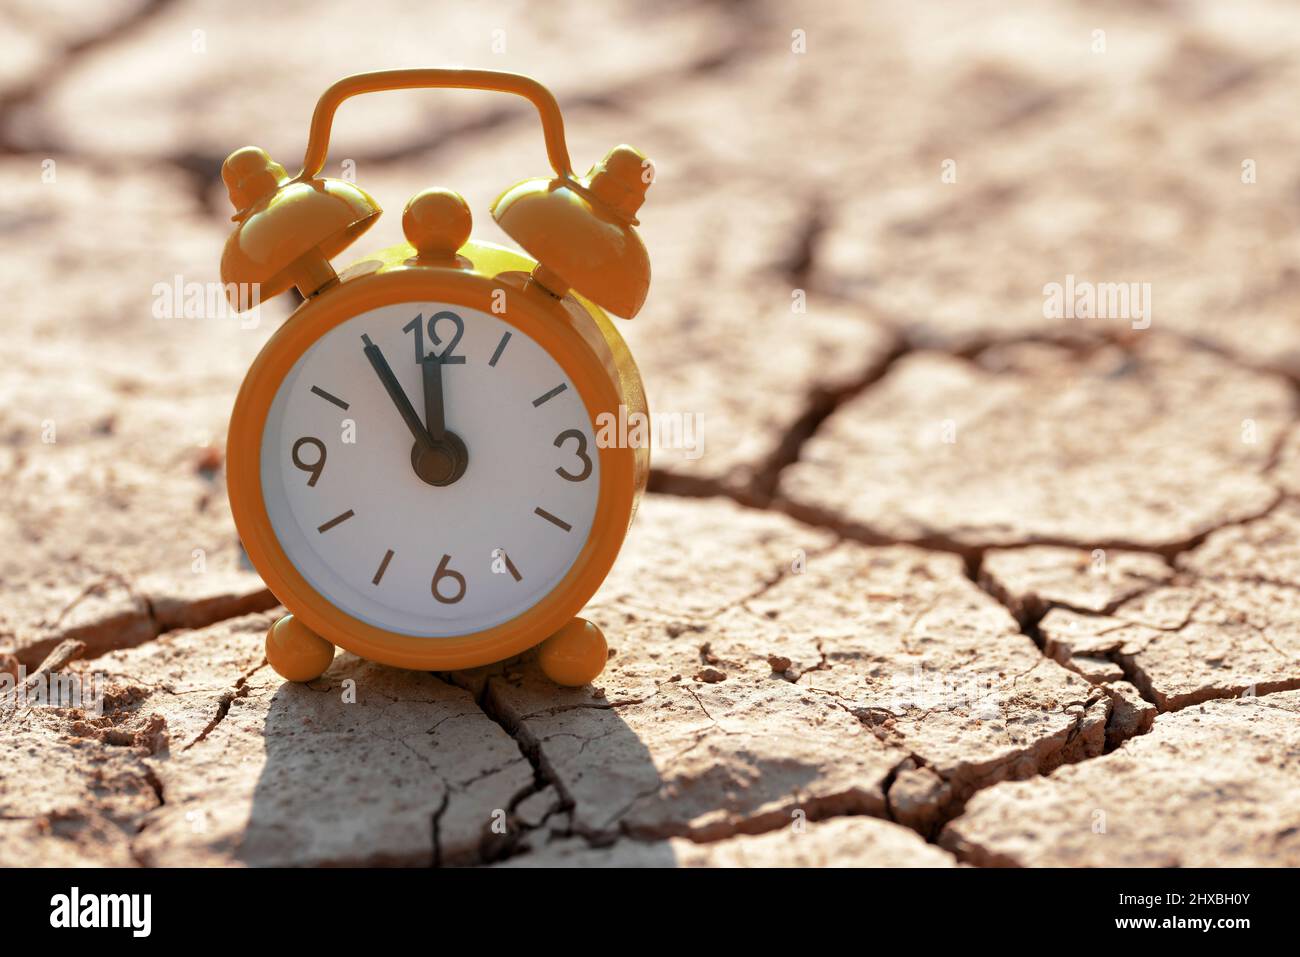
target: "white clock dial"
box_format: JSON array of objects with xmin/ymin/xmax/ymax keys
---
[{"xmin": 260, "ymin": 301, "xmax": 600, "ymax": 636}]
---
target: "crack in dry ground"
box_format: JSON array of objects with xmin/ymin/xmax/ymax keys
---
[
  {"xmin": 431, "ymin": 671, "xmax": 570, "ymax": 864},
  {"xmin": 11, "ymin": 574, "xmax": 278, "ymax": 669},
  {"xmin": 179, "ymin": 662, "xmax": 264, "ymax": 752},
  {"xmin": 0, "ymin": 0, "xmax": 175, "ymax": 147},
  {"xmin": 974, "ymin": 551, "xmax": 1300, "ymax": 725}
]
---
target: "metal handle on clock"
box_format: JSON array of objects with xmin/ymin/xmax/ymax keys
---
[{"xmin": 294, "ymin": 68, "xmax": 577, "ymax": 183}]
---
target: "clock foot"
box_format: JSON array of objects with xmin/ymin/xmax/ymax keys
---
[
  {"xmin": 538, "ymin": 617, "xmax": 608, "ymax": 687},
  {"xmin": 265, "ymin": 614, "xmax": 336, "ymax": 682}
]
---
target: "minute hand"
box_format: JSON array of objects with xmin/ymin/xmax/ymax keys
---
[
  {"xmin": 361, "ymin": 334, "xmax": 433, "ymax": 448},
  {"xmin": 421, "ymin": 354, "xmax": 447, "ymax": 442}
]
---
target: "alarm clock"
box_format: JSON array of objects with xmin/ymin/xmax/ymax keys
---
[{"xmin": 219, "ymin": 70, "xmax": 652, "ymax": 687}]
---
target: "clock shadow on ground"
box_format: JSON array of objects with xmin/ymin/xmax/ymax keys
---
[{"xmin": 237, "ymin": 649, "xmax": 672, "ymax": 867}]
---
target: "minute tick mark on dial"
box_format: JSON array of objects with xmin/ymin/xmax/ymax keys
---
[
  {"xmin": 310, "ymin": 385, "xmax": 349, "ymax": 410},
  {"xmin": 372, "ymin": 549, "xmax": 395, "ymax": 585},
  {"xmin": 532, "ymin": 383, "xmax": 568, "ymax": 407},
  {"xmin": 488, "ymin": 331, "xmax": 512, "ymax": 368},
  {"xmin": 317, "ymin": 509, "xmax": 355, "ymax": 533},
  {"xmin": 494, "ymin": 548, "xmax": 523, "ymax": 581},
  {"xmin": 534, "ymin": 507, "xmax": 572, "ymax": 532}
]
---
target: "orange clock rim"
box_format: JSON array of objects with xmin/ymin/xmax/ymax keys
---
[{"xmin": 226, "ymin": 269, "xmax": 636, "ymax": 671}]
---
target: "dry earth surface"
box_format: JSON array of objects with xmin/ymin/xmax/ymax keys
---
[{"xmin": 2, "ymin": 0, "xmax": 1299, "ymax": 867}]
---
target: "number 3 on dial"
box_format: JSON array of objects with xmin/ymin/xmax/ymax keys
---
[{"xmin": 554, "ymin": 428, "xmax": 592, "ymax": 482}]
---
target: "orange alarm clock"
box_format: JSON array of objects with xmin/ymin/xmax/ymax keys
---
[{"xmin": 219, "ymin": 70, "xmax": 652, "ymax": 687}]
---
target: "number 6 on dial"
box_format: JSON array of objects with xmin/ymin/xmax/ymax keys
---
[{"xmin": 431, "ymin": 555, "xmax": 466, "ymax": 604}]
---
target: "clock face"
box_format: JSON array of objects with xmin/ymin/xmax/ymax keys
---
[{"xmin": 260, "ymin": 301, "xmax": 600, "ymax": 637}]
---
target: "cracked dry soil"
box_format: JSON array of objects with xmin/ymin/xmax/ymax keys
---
[{"xmin": 3, "ymin": 0, "xmax": 1300, "ymax": 867}]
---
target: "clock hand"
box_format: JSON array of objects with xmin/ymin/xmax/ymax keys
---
[
  {"xmin": 421, "ymin": 352, "xmax": 470, "ymax": 482},
  {"xmin": 361, "ymin": 334, "xmax": 434, "ymax": 449},
  {"xmin": 421, "ymin": 353, "xmax": 447, "ymax": 442}
]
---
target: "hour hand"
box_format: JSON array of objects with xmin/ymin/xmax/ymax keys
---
[{"xmin": 361, "ymin": 334, "xmax": 432, "ymax": 448}]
